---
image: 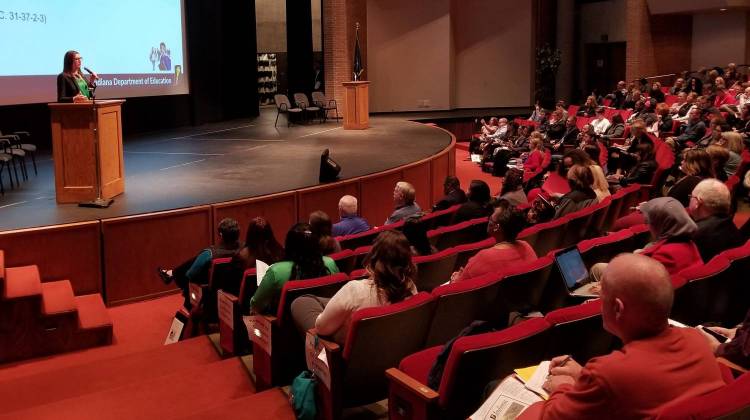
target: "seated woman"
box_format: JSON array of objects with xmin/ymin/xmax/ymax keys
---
[
  {"xmin": 667, "ymin": 149, "xmax": 714, "ymax": 207},
  {"xmin": 600, "ymin": 114, "xmax": 625, "ymax": 141},
  {"xmin": 309, "ymin": 210, "xmax": 342, "ymax": 255},
  {"xmin": 706, "ymin": 145, "xmax": 730, "ymax": 182},
  {"xmin": 608, "ymin": 137, "xmax": 657, "ymax": 188},
  {"xmin": 402, "ymin": 215, "xmax": 436, "ymax": 256},
  {"xmin": 453, "ymin": 180, "xmax": 493, "ymax": 223},
  {"xmin": 577, "ymin": 95, "xmax": 598, "ymax": 117},
  {"xmin": 590, "ymin": 197, "xmax": 702, "ymax": 288},
  {"xmin": 523, "ymin": 136, "xmax": 546, "ymax": 175},
  {"xmin": 553, "ymin": 165, "xmax": 598, "ymax": 219},
  {"xmin": 565, "ymin": 148, "xmax": 610, "ymax": 202},
  {"xmin": 290, "ymin": 230, "xmax": 417, "ymax": 344},
  {"xmin": 497, "ymin": 168, "xmax": 527, "ymax": 207},
  {"xmin": 451, "ymin": 203, "xmax": 536, "ymax": 283},
  {"xmin": 232, "ymin": 217, "xmax": 284, "ymax": 270},
  {"xmin": 249, "ymin": 222, "xmax": 339, "ymax": 314}
]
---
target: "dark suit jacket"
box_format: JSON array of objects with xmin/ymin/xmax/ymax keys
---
[
  {"xmin": 57, "ymin": 72, "xmax": 91, "ymax": 102},
  {"xmin": 693, "ymin": 215, "xmax": 747, "ymax": 262},
  {"xmin": 622, "ymin": 159, "xmax": 657, "ymax": 186},
  {"xmin": 432, "ymin": 189, "xmax": 467, "ymax": 211},
  {"xmin": 559, "ymin": 127, "xmax": 580, "ymax": 145}
]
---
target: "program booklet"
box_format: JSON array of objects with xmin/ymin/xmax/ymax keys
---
[{"xmin": 470, "ymin": 375, "xmax": 543, "ymax": 420}]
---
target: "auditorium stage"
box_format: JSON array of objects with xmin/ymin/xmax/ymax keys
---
[{"xmin": 0, "ymin": 109, "xmax": 454, "ymax": 231}]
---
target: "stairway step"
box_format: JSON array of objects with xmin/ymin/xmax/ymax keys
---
[
  {"xmin": 75, "ymin": 294, "xmax": 112, "ymax": 330},
  {"xmin": 0, "ymin": 337, "xmax": 221, "ymax": 414},
  {"xmin": 177, "ymin": 388, "xmax": 295, "ymax": 420},
  {"xmin": 41, "ymin": 280, "xmax": 76, "ymax": 315},
  {"xmin": 4, "ymin": 266, "xmax": 41, "ymax": 300},
  {"xmin": 3, "ymin": 358, "xmax": 255, "ymax": 420}
]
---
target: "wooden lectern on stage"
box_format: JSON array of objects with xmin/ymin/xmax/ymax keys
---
[
  {"xmin": 342, "ymin": 81, "xmax": 369, "ymax": 130},
  {"xmin": 48, "ymin": 100, "xmax": 126, "ymax": 204}
]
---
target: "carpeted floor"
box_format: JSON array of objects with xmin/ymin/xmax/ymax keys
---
[{"xmin": 454, "ymin": 142, "xmax": 503, "ymax": 196}]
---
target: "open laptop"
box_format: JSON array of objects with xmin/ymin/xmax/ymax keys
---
[{"xmin": 554, "ymin": 247, "xmax": 599, "ymax": 297}]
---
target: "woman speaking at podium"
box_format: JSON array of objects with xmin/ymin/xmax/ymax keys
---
[{"xmin": 57, "ymin": 50, "xmax": 99, "ymax": 103}]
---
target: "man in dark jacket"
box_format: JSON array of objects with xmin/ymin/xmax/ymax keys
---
[
  {"xmin": 433, "ymin": 176, "xmax": 467, "ymax": 211},
  {"xmin": 688, "ymin": 179, "xmax": 747, "ymax": 262},
  {"xmin": 672, "ymin": 108, "xmax": 707, "ymax": 149}
]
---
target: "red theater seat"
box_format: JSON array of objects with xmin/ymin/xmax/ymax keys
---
[
  {"xmin": 518, "ymin": 216, "xmax": 569, "ymax": 257},
  {"xmin": 656, "ymin": 371, "xmax": 750, "ymax": 420},
  {"xmin": 671, "ymin": 256, "xmax": 732, "ymax": 326},
  {"xmin": 452, "ymin": 237, "xmax": 496, "ymax": 271},
  {"xmin": 388, "ymin": 317, "xmax": 550, "ymax": 420},
  {"xmin": 543, "ymin": 300, "xmax": 617, "ymax": 363},
  {"xmin": 420, "ymin": 204, "xmax": 460, "ymax": 230},
  {"xmin": 327, "ymin": 249, "xmax": 355, "ymax": 274},
  {"xmin": 428, "ymin": 217, "xmax": 488, "ymax": 250},
  {"xmin": 577, "ymin": 228, "xmax": 635, "ymax": 268},
  {"xmin": 311, "ymin": 292, "xmax": 437, "ymax": 420},
  {"xmin": 413, "ymin": 248, "xmax": 459, "ymax": 292}
]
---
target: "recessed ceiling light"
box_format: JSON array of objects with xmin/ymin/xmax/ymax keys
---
[{"xmin": 720, "ymin": 8, "xmax": 727, "ymax": 11}]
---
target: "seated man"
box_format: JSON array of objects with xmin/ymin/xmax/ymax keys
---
[
  {"xmin": 385, "ymin": 181, "xmax": 422, "ymax": 225},
  {"xmin": 523, "ymin": 254, "xmax": 725, "ymax": 419},
  {"xmin": 158, "ymin": 218, "xmax": 241, "ymax": 308},
  {"xmin": 688, "ymin": 179, "xmax": 747, "ymax": 262},
  {"xmin": 331, "ymin": 195, "xmax": 370, "ymax": 237},
  {"xmin": 432, "ymin": 175, "xmax": 467, "ymax": 211},
  {"xmin": 671, "ymin": 108, "xmax": 706, "ymax": 150}
]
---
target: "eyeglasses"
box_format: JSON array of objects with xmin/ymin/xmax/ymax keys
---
[{"xmin": 74, "ymin": 57, "xmax": 82, "ymax": 61}]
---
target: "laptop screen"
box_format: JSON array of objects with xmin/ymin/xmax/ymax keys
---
[{"xmin": 555, "ymin": 247, "xmax": 589, "ymax": 289}]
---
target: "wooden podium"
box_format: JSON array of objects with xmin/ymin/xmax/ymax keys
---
[
  {"xmin": 342, "ymin": 81, "xmax": 369, "ymax": 130},
  {"xmin": 48, "ymin": 100, "xmax": 126, "ymax": 204}
]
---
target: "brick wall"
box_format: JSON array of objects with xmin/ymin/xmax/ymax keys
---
[
  {"xmin": 626, "ymin": 0, "xmax": 692, "ymax": 82},
  {"xmin": 322, "ymin": 0, "xmax": 366, "ymax": 113}
]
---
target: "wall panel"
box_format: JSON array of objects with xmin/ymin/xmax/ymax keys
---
[{"xmin": 213, "ymin": 192, "xmax": 298, "ymax": 246}]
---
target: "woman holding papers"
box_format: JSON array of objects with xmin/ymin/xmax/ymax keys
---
[{"xmin": 57, "ymin": 50, "xmax": 98, "ymax": 103}]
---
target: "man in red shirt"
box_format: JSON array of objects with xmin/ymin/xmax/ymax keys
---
[{"xmin": 523, "ymin": 254, "xmax": 725, "ymax": 419}]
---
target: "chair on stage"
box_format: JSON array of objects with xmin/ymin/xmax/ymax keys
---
[
  {"xmin": 312, "ymin": 91, "xmax": 340, "ymax": 122},
  {"xmin": 0, "ymin": 130, "xmax": 37, "ymax": 175},
  {"xmin": 273, "ymin": 94, "xmax": 303, "ymax": 127},
  {"xmin": 294, "ymin": 93, "xmax": 322, "ymax": 123}
]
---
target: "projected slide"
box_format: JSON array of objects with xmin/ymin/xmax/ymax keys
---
[{"xmin": 0, "ymin": 0, "xmax": 188, "ymax": 106}]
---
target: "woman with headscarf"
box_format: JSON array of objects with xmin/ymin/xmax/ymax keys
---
[{"xmin": 589, "ymin": 197, "xmax": 703, "ymax": 290}]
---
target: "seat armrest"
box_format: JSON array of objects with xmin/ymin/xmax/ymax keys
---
[
  {"xmin": 13, "ymin": 131, "xmax": 30, "ymax": 137},
  {"xmin": 386, "ymin": 368, "xmax": 439, "ymax": 402}
]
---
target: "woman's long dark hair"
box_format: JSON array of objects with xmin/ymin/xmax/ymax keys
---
[
  {"xmin": 309, "ymin": 210, "xmax": 337, "ymax": 254},
  {"xmin": 364, "ymin": 230, "xmax": 416, "ymax": 303},
  {"xmin": 63, "ymin": 50, "xmax": 81, "ymax": 75},
  {"xmin": 500, "ymin": 168, "xmax": 524, "ymax": 196},
  {"xmin": 245, "ymin": 217, "xmax": 284, "ymax": 264},
  {"xmin": 284, "ymin": 222, "xmax": 330, "ymax": 280}
]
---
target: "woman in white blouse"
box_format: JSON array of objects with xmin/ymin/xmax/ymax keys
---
[{"xmin": 290, "ymin": 230, "xmax": 418, "ymax": 344}]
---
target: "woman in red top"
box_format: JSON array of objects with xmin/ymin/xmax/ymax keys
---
[
  {"xmin": 451, "ymin": 202, "xmax": 537, "ymax": 282},
  {"xmin": 524, "ymin": 136, "xmax": 545, "ymax": 173},
  {"xmin": 590, "ymin": 196, "xmax": 702, "ymax": 287}
]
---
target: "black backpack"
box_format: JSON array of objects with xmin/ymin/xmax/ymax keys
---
[{"xmin": 426, "ymin": 320, "xmax": 496, "ymax": 390}]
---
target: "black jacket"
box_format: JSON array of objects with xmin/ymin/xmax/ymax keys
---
[
  {"xmin": 693, "ymin": 215, "xmax": 747, "ymax": 262},
  {"xmin": 622, "ymin": 159, "xmax": 657, "ymax": 186},
  {"xmin": 433, "ymin": 189, "xmax": 467, "ymax": 211},
  {"xmin": 57, "ymin": 72, "xmax": 92, "ymax": 102}
]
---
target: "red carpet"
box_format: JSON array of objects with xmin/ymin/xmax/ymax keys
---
[
  {"xmin": 2, "ymin": 358, "xmax": 255, "ymax": 420},
  {"xmin": 454, "ymin": 142, "xmax": 503, "ymax": 196},
  {"xmin": 178, "ymin": 389, "xmax": 295, "ymax": 420}
]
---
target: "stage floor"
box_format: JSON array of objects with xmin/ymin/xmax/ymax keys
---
[{"xmin": 0, "ymin": 109, "xmax": 452, "ymax": 231}]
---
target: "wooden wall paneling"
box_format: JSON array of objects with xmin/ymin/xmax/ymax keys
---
[
  {"xmin": 358, "ymin": 169, "xmax": 403, "ymax": 227},
  {"xmin": 430, "ymin": 152, "xmax": 450, "ymax": 207},
  {"xmin": 101, "ymin": 206, "xmax": 213, "ymax": 305},
  {"xmin": 297, "ymin": 180, "xmax": 360, "ymax": 226},
  {"xmin": 402, "ymin": 161, "xmax": 433, "ymax": 212},
  {"xmin": 0, "ymin": 221, "xmax": 102, "ymax": 296},
  {"xmin": 212, "ymin": 191, "xmax": 297, "ymax": 246}
]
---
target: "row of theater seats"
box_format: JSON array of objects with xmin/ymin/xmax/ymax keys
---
[{"xmin": 205, "ymin": 221, "xmax": 651, "ymax": 418}]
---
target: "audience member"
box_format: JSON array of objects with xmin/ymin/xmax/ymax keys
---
[
  {"xmin": 577, "ymin": 95, "xmax": 597, "ymax": 117},
  {"xmin": 332, "ymin": 195, "xmax": 370, "ymax": 237},
  {"xmin": 528, "ymin": 105, "xmax": 546, "ymax": 124},
  {"xmin": 712, "ymin": 132, "xmax": 743, "ymax": 177},
  {"xmin": 385, "ymin": 181, "xmax": 422, "ymax": 225},
  {"xmin": 158, "ymin": 218, "xmax": 241, "ymax": 308},
  {"xmin": 232, "ymin": 217, "xmax": 284, "ymax": 271},
  {"xmin": 432, "ymin": 176, "xmax": 467, "ymax": 211},
  {"xmin": 497, "ymin": 168, "xmax": 527, "ymax": 206},
  {"xmin": 402, "ymin": 216, "xmax": 436, "ymax": 256},
  {"xmin": 309, "ymin": 210, "xmax": 341, "ymax": 255},
  {"xmin": 524, "ymin": 137, "xmax": 546, "ymax": 174},
  {"xmin": 667, "ymin": 149, "xmax": 714, "ymax": 207},
  {"xmin": 290, "ymin": 230, "xmax": 417, "ymax": 344},
  {"xmin": 553, "ymin": 165, "xmax": 597, "ymax": 218},
  {"xmin": 600, "ymin": 113, "xmax": 625, "ymax": 141},
  {"xmin": 610, "ymin": 136, "xmax": 657, "ymax": 187},
  {"xmin": 590, "ymin": 107, "xmax": 611, "ymax": 136},
  {"xmin": 706, "ymin": 145, "xmax": 731, "ymax": 182},
  {"xmin": 563, "ymin": 149, "xmax": 610, "ymax": 201},
  {"xmin": 543, "ymin": 110, "xmax": 566, "ymax": 141},
  {"xmin": 453, "ymin": 180, "xmax": 493, "ymax": 223},
  {"xmin": 649, "ymin": 81, "xmax": 665, "ymax": 103},
  {"xmin": 525, "ymin": 196, "xmax": 555, "ymax": 226},
  {"xmin": 524, "ymin": 254, "xmax": 725, "ymax": 419},
  {"xmin": 591, "ymin": 197, "xmax": 702, "ymax": 281},
  {"xmin": 689, "ymin": 179, "xmax": 747, "ymax": 262},
  {"xmin": 451, "ymin": 203, "xmax": 536, "ymax": 283},
  {"xmin": 669, "ymin": 78, "xmax": 685, "ymax": 95},
  {"xmin": 651, "ymin": 103, "xmax": 673, "ymax": 136},
  {"xmin": 701, "ymin": 307, "xmax": 750, "ymax": 369},
  {"xmin": 606, "ymin": 80, "xmax": 628, "ymax": 108},
  {"xmin": 249, "ymin": 222, "xmax": 339, "ymax": 314}
]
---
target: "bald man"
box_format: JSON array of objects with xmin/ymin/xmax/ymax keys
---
[
  {"xmin": 524, "ymin": 254, "xmax": 725, "ymax": 419},
  {"xmin": 331, "ymin": 195, "xmax": 370, "ymax": 237},
  {"xmin": 689, "ymin": 179, "xmax": 747, "ymax": 262}
]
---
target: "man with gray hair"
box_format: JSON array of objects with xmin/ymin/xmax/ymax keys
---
[
  {"xmin": 688, "ymin": 178, "xmax": 746, "ymax": 261},
  {"xmin": 385, "ymin": 181, "xmax": 421, "ymax": 225},
  {"xmin": 524, "ymin": 254, "xmax": 725, "ymax": 419},
  {"xmin": 331, "ymin": 195, "xmax": 370, "ymax": 237}
]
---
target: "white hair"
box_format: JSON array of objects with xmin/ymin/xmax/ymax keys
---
[
  {"xmin": 692, "ymin": 178, "xmax": 731, "ymax": 215},
  {"xmin": 338, "ymin": 195, "xmax": 358, "ymax": 216},
  {"xmin": 396, "ymin": 181, "xmax": 416, "ymax": 204}
]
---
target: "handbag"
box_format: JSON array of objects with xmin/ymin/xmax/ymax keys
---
[{"xmin": 290, "ymin": 370, "xmax": 317, "ymax": 420}]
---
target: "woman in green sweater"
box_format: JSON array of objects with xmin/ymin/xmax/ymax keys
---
[{"xmin": 249, "ymin": 222, "xmax": 338, "ymax": 314}]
